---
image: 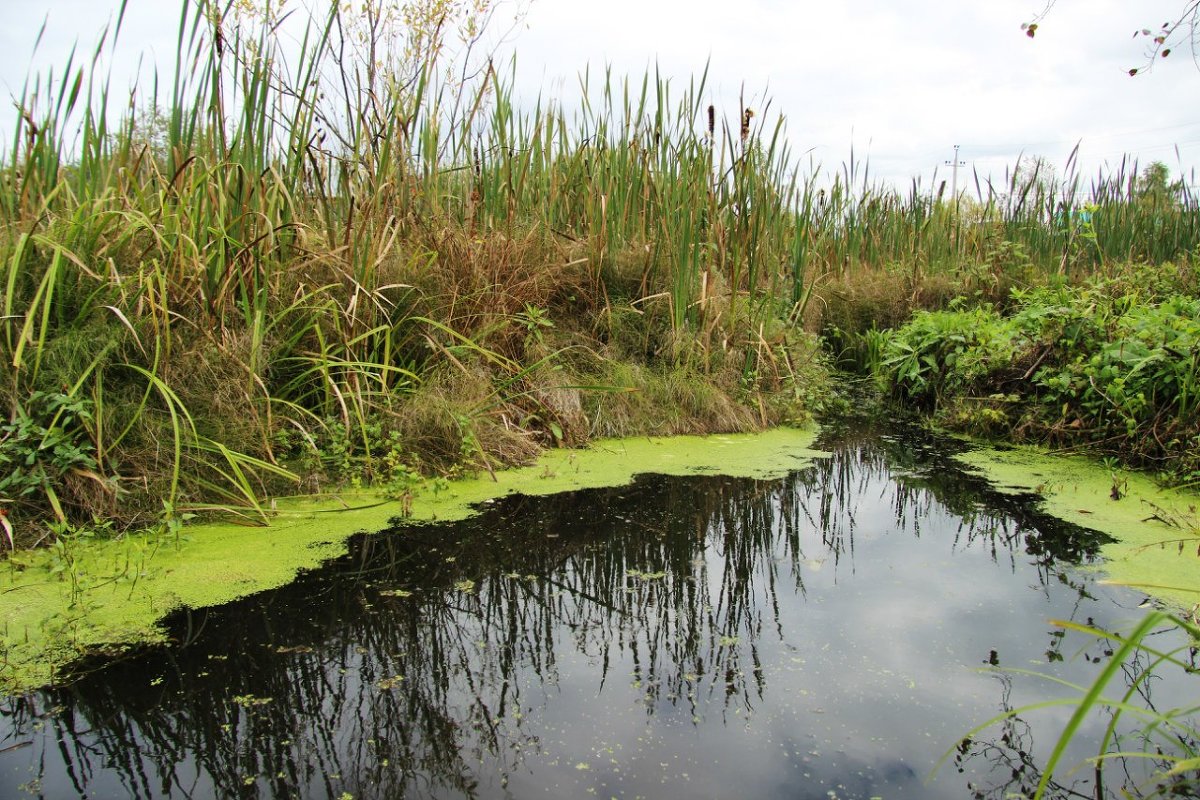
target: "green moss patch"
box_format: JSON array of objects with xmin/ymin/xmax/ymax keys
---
[
  {"xmin": 956, "ymin": 445, "xmax": 1200, "ymax": 609},
  {"xmin": 0, "ymin": 427, "xmax": 824, "ymax": 694}
]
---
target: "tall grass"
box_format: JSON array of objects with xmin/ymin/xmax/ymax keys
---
[
  {"xmin": 792, "ymin": 147, "xmax": 1197, "ymax": 285},
  {"xmin": 1, "ymin": 0, "xmax": 1196, "ymax": 538}
]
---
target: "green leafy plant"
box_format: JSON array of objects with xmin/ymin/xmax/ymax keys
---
[
  {"xmin": 880, "ymin": 305, "xmax": 1021, "ymax": 406},
  {"xmin": 875, "ymin": 268, "xmax": 1200, "ymax": 481},
  {"xmin": 0, "ymin": 392, "xmax": 101, "ymax": 526},
  {"xmin": 516, "ymin": 304, "xmax": 555, "ymax": 348}
]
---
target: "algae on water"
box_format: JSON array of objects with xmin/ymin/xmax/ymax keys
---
[
  {"xmin": 0, "ymin": 428, "xmax": 825, "ymax": 694},
  {"xmin": 955, "ymin": 444, "xmax": 1200, "ymax": 609}
]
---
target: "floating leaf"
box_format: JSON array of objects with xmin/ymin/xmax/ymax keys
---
[{"xmin": 376, "ymin": 675, "xmax": 405, "ymax": 690}]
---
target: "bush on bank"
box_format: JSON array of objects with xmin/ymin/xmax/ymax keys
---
[{"xmin": 875, "ymin": 262, "xmax": 1200, "ymax": 484}]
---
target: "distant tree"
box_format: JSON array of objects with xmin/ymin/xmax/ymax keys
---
[
  {"xmin": 1021, "ymin": 1, "xmax": 1200, "ymax": 75},
  {"xmin": 1136, "ymin": 160, "xmax": 1185, "ymax": 206},
  {"xmin": 1011, "ymin": 154, "xmax": 1057, "ymax": 196},
  {"xmin": 1138, "ymin": 161, "xmax": 1171, "ymax": 194}
]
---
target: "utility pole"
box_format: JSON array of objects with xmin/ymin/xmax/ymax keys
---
[{"xmin": 945, "ymin": 144, "xmax": 966, "ymax": 210}]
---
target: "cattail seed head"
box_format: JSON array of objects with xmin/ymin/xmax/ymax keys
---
[{"xmin": 741, "ymin": 109, "xmax": 754, "ymax": 142}]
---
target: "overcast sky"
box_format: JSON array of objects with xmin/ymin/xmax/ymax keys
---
[{"xmin": 1, "ymin": 0, "xmax": 1197, "ymax": 193}]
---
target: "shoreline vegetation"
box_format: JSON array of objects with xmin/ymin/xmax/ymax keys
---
[
  {"xmin": 2, "ymin": 0, "xmax": 835, "ymax": 545},
  {"xmin": 3, "ymin": 0, "xmax": 1198, "ymax": 549}
]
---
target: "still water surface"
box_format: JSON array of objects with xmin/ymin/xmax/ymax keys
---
[{"xmin": 0, "ymin": 424, "xmax": 1193, "ymax": 799}]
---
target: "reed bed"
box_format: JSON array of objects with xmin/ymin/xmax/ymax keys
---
[{"xmin": 1, "ymin": 0, "xmax": 1196, "ymax": 541}]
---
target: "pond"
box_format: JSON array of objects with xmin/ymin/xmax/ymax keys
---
[{"xmin": 0, "ymin": 422, "xmax": 1195, "ymax": 799}]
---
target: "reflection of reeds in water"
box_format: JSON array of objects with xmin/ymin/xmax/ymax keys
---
[{"xmin": 0, "ymin": 432, "xmax": 1120, "ymax": 797}]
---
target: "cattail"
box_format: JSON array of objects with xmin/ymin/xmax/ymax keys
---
[
  {"xmin": 741, "ymin": 109, "xmax": 754, "ymax": 143},
  {"xmin": 707, "ymin": 105, "xmax": 715, "ymax": 138},
  {"xmin": 211, "ymin": 7, "xmax": 224, "ymax": 57}
]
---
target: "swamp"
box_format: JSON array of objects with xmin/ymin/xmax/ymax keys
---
[
  {"xmin": 2, "ymin": 0, "xmax": 1200, "ymax": 797},
  {"xmin": 2, "ymin": 419, "xmax": 1199, "ymax": 798}
]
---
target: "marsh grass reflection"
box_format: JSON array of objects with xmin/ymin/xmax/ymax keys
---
[{"xmin": 0, "ymin": 430, "xmax": 1167, "ymax": 799}]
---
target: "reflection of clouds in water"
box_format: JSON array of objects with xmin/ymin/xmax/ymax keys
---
[{"xmin": 485, "ymin": 438, "xmax": 1141, "ymax": 798}]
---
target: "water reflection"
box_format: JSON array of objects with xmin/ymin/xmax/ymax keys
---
[
  {"xmin": 956, "ymin": 634, "xmax": 1200, "ymax": 800},
  {"xmin": 0, "ymin": 427, "xmax": 1191, "ymax": 799}
]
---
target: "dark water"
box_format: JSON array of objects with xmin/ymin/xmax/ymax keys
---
[{"xmin": 1, "ymin": 424, "xmax": 1196, "ymax": 799}]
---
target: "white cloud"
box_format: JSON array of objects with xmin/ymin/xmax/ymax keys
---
[{"xmin": 509, "ymin": 0, "xmax": 1200, "ymax": 186}]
